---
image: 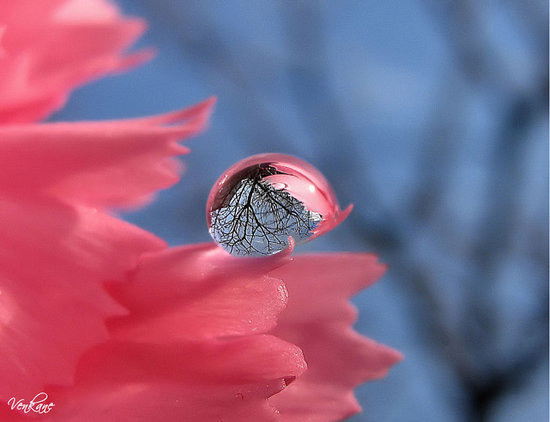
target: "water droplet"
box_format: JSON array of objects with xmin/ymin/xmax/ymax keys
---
[{"xmin": 206, "ymin": 153, "xmax": 350, "ymax": 257}]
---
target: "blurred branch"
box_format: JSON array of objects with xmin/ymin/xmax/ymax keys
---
[
  {"xmin": 417, "ymin": 1, "xmax": 549, "ymax": 419},
  {"xmin": 409, "ymin": 74, "xmax": 463, "ymax": 223},
  {"xmin": 279, "ymin": 1, "xmax": 399, "ymax": 219},
  {"xmin": 421, "ymin": 0, "xmax": 506, "ymax": 87},
  {"xmin": 144, "ymin": 0, "xmax": 290, "ymax": 153}
]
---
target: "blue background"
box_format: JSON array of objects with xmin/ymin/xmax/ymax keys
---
[{"xmin": 51, "ymin": 1, "xmax": 549, "ymax": 421}]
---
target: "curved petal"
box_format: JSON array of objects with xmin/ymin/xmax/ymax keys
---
[
  {"xmin": 0, "ymin": 0, "xmax": 148, "ymax": 123},
  {"xmin": 35, "ymin": 336, "xmax": 306, "ymax": 422},
  {"xmin": 0, "ymin": 197, "xmax": 164, "ymax": 401},
  {"xmin": 0, "ymin": 98, "xmax": 215, "ymax": 208},
  {"xmin": 108, "ymin": 241, "xmax": 294, "ymax": 342},
  {"xmin": 268, "ymin": 254, "xmax": 403, "ymax": 421}
]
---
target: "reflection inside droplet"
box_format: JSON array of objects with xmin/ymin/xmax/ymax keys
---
[{"xmin": 206, "ymin": 153, "xmax": 346, "ymax": 257}]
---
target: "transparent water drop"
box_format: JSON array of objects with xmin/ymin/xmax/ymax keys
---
[{"xmin": 207, "ymin": 153, "xmax": 351, "ymax": 257}]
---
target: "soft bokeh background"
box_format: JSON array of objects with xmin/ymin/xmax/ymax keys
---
[{"xmin": 50, "ymin": 1, "xmax": 549, "ymax": 421}]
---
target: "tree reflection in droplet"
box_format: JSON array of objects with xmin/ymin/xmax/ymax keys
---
[{"xmin": 207, "ymin": 153, "xmax": 349, "ymax": 256}]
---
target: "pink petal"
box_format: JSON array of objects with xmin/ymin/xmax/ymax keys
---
[
  {"xmin": 268, "ymin": 254, "xmax": 403, "ymax": 421},
  {"xmin": 0, "ymin": 98, "xmax": 215, "ymax": 208},
  {"xmin": 108, "ymin": 241, "xmax": 294, "ymax": 342},
  {"xmin": 0, "ymin": 0, "xmax": 148, "ymax": 123},
  {"xmin": 0, "ymin": 197, "xmax": 164, "ymax": 401},
  {"xmin": 33, "ymin": 335, "xmax": 306, "ymax": 422}
]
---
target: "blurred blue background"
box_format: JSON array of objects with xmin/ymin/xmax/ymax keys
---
[{"xmin": 51, "ymin": 1, "xmax": 549, "ymax": 421}]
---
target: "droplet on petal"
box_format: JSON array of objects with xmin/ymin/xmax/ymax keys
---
[{"xmin": 206, "ymin": 153, "xmax": 351, "ymax": 256}]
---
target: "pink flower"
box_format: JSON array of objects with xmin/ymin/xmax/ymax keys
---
[{"xmin": 0, "ymin": 1, "xmax": 402, "ymax": 421}]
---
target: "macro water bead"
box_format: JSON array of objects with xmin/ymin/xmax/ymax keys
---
[{"xmin": 207, "ymin": 153, "xmax": 351, "ymax": 256}]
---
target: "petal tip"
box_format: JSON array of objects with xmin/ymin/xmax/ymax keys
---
[{"xmin": 340, "ymin": 203, "xmax": 353, "ymax": 220}]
